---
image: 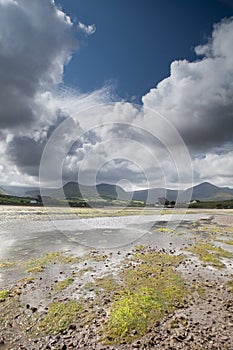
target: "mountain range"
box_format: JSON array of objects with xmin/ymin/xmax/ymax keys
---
[{"xmin": 2, "ymin": 181, "xmax": 233, "ymax": 203}]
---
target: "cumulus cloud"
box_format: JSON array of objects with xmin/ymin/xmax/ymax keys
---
[
  {"xmin": 0, "ymin": 0, "xmax": 76, "ymax": 129},
  {"xmin": 193, "ymin": 151, "xmax": 233, "ymax": 186},
  {"xmin": 77, "ymin": 21, "xmax": 96, "ymax": 36},
  {"xmin": 142, "ymin": 17, "xmax": 233, "ymax": 152}
]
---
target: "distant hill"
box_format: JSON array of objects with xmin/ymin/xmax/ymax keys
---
[
  {"xmin": 25, "ymin": 182, "xmax": 128, "ymax": 201},
  {"xmin": 3, "ymin": 181, "xmax": 233, "ymax": 203},
  {"xmin": 182, "ymin": 182, "xmax": 233, "ymax": 202},
  {"xmin": 132, "ymin": 182, "xmax": 233, "ymax": 203},
  {"xmin": 2, "ymin": 185, "xmax": 38, "ymax": 197},
  {"xmin": 132, "ymin": 188, "xmax": 178, "ymax": 203}
]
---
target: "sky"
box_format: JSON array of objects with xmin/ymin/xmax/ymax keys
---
[{"xmin": 0, "ymin": 0, "xmax": 233, "ymax": 190}]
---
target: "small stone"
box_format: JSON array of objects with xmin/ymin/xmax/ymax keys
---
[
  {"xmin": 187, "ymin": 334, "xmax": 194, "ymax": 341},
  {"xmin": 60, "ymin": 344, "xmax": 67, "ymax": 350},
  {"xmin": 68, "ymin": 323, "xmax": 77, "ymax": 330},
  {"xmin": 220, "ymin": 336, "xmax": 229, "ymax": 342}
]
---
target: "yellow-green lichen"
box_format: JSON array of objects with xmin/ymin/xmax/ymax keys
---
[
  {"xmin": 0, "ymin": 290, "xmax": 9, "ymax": 302},
  {"xmin": 216, "ymin": 239, "xmax": 233, "ymax": 246},
  {"xmin": 157, "ymin": 227, "xmax": 174, "ymax": 233},
  {"xmin": 54, "ymin": 278, "xmax": 74, "ymax": 292},
  {"xmin": 95, "ymin": 276, "xmax": 120, "ymax": 294},
  {"xmin": 0, "ymin": 261, "xmax": 16, "ymax": 268},
  {"xmin": 187, "ymin": 241, "xmax": 233, "ymax": 269},
  {"xmin": 39, "ymin": 300, "xmax": 82, "ymax": 334},
  {"xmin": 104, "ymin": 247, "xmax": 186, "ymax": 343},
  {"xmin": 26, "ymin": 252, "xmax": 80, "ymax": 274},
  {"xmin": 226, "ymin": 279, "xmax": 233, "ymax": 292}
]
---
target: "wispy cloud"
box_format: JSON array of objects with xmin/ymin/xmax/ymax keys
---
[{"xmin": 77, "ymin": 21, "xmax": 96, "ymax": 36}]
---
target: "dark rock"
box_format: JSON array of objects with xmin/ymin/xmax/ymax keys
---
[{"xmin": 68, "ymin": 323, "xmax": 77, "ymax": 330}]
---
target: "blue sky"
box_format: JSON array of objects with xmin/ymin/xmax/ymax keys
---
[{"xmin": 57, "ymin": 0, "xmax": 233, "ymax": 102}]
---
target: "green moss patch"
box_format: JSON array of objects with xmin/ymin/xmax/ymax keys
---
[
  {"xmin": 216, "ymin": 239, "xmax": 233, "ymax": 246},
  {"xmin": 90, "ymin": 253, "xmax": 108, "ymax": 262},
  {"xmin": 26, "ymin": 251, "xmax": 80, "ymax": 273},
  {"xmin": 54, "ymin": 278, "xmax": 74, "ymax": 292},
  {"xmin": 0, "ymin": 290, "xmax": 9, "ymax": 302},
  {"xmin": 187, "ymin": 241, "xmax": 233, "ymax": 269},
  {"xmin": 39, "ymin": 300, "xmax": 82, "ymax": 334},
  {"xmin": 156, "ymin": 227, "xmax": 174, "ymax": 233},
  {"xmin": 0, "ymin": 261, "xmax": 16, "ymax": 268},
  {"xmin": 95, "ymin": 276, "xmax": 120, "ymax": 293},
  {"xmin": 104, "ymin": 248, "xmax": 186, "ymax": 343}
]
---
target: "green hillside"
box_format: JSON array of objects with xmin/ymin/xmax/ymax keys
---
[{"xmin": 0, "ymin": 194, "xmax": 32, "ymax": 205}]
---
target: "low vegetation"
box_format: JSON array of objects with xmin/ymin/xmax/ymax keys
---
[
  {"xmin": 39, "ymin": 301, "xmax": 82, "ymax": 334},
  {"xmin": 54, "ymin": 278, "xmax": 74, "ymax": 292},
  {"xmin": 26, "ymin": 251, "xmax": 80, "ymax": 274},
  {"xmin": 103, "ymin": 248, "xmax": 186, "ymax": 343},
  {"xmin": 0, "ymin": 194, "xmax": 32, "ymax": 206},
  {"xmin": 215, "ymin": 239, "xmax": 233, "ymax": 246},
  {"xmin": 0, "ymin": 290, "xmax": 9, "ymax": 302},
  {"xmin": 226, "ymin": 279, "xmax": 233, "ymax": 292},
  {"xmin": 187, "ymin": 240, "xmax": 233, "ymax": 268},
  {"xmin": 189, "ymin": 199, "xmax": 233, "ymax": 209},
  {"xmin": 0, "ymin": 261, "xmax": 16, "ymax": 268}
]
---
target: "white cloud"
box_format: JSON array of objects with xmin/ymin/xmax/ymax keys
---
[
  {"xmin": 77, "ymin": 21, "xmax": 96, "ymax": 36},
  {"xmin": 0, "ymin": 0, "xmax": 76, "ymax": 129},
  {"xmin": 142, "ymin": 17, "xmax": 233, "ymax": 151},
  {"xmin": 193, "ymin": 151, "xmax": 233, "ymax": 187}
]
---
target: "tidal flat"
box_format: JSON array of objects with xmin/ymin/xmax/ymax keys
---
[{"xmin": 0, "ymin": 207, "xmax": 233, "ymax": 349}]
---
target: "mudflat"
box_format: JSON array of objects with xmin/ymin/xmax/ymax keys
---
[{"xmin": 0, "ymin": 207, "xmax": 233, "ymax": 349}]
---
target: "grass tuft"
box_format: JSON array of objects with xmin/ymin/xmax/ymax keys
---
[
  {"xmin": 54, "ymin": 278, "xmax": 74, "ymax": 292},
  {"xmin": 0, "ymin": 261, "xmax": 16, "ymax": 268},
  {"xmin": 104, "ymin": 247, "xmax": 186, "ymax": 343},
  {"xmin": 26, "ymin": 252, "xmax": 80, "ymax": 273},
  {"xmin": 39, "ymin": 301, "xmax": 82, "ymax": 334},
  {"xmin": 0, "ymin": 290, "xmax": 9, "ymax": 302},
  {"xmin": 187, "ymin": 241, "xmax": 233, "ymax": 269}
]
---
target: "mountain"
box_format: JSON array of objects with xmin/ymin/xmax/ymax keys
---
[
  {"xmin": 132, "ymin": 182, "xmax": 233, "ymax": 203},
  {"xmin": 62, "ymin": 182, "xmax": 124, "ymax": 199},
  {"xmin": 25, "ymin": 182, "xmax": 128, "ymax": 200},
  {"xmin": 3, "ymin": 181, "xmax": 233, "ymax": 203},
  {"xmin": 132, "ymin": 188, "xmax": 178, "ymax": 203},
  {"xmin": 2, "ymin": 185, "xmax": 39, "ymax": 197},
  {"xmin": 183, "ymin": 182, "xmax": 233, "ymax": 202}
]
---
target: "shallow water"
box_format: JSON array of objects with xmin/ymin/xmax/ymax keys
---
[
  {"xmin": 0, "ymin": 211, "xmax": 211, "ymax": 258},
  {"xmin": 0, "ymin": 208, "xmax": 213, "ymax": 286}
]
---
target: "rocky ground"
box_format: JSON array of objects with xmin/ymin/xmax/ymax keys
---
[{"xmin": 0, "ymin": 212, "xmax": 233, "ymax": 349}]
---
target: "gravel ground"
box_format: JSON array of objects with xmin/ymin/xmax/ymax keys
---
[{"xmin": 213, "ymin": 214, "xmax": 233, "ymax": 226}]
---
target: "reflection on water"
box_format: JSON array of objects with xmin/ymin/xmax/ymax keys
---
[
  {"xmin": 0, "ymin": 210, "xmax": 211, "ymax": 260},
  {"xmin": 0, "ymin": 208, "xmax": 211, "ymax": 286}
]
